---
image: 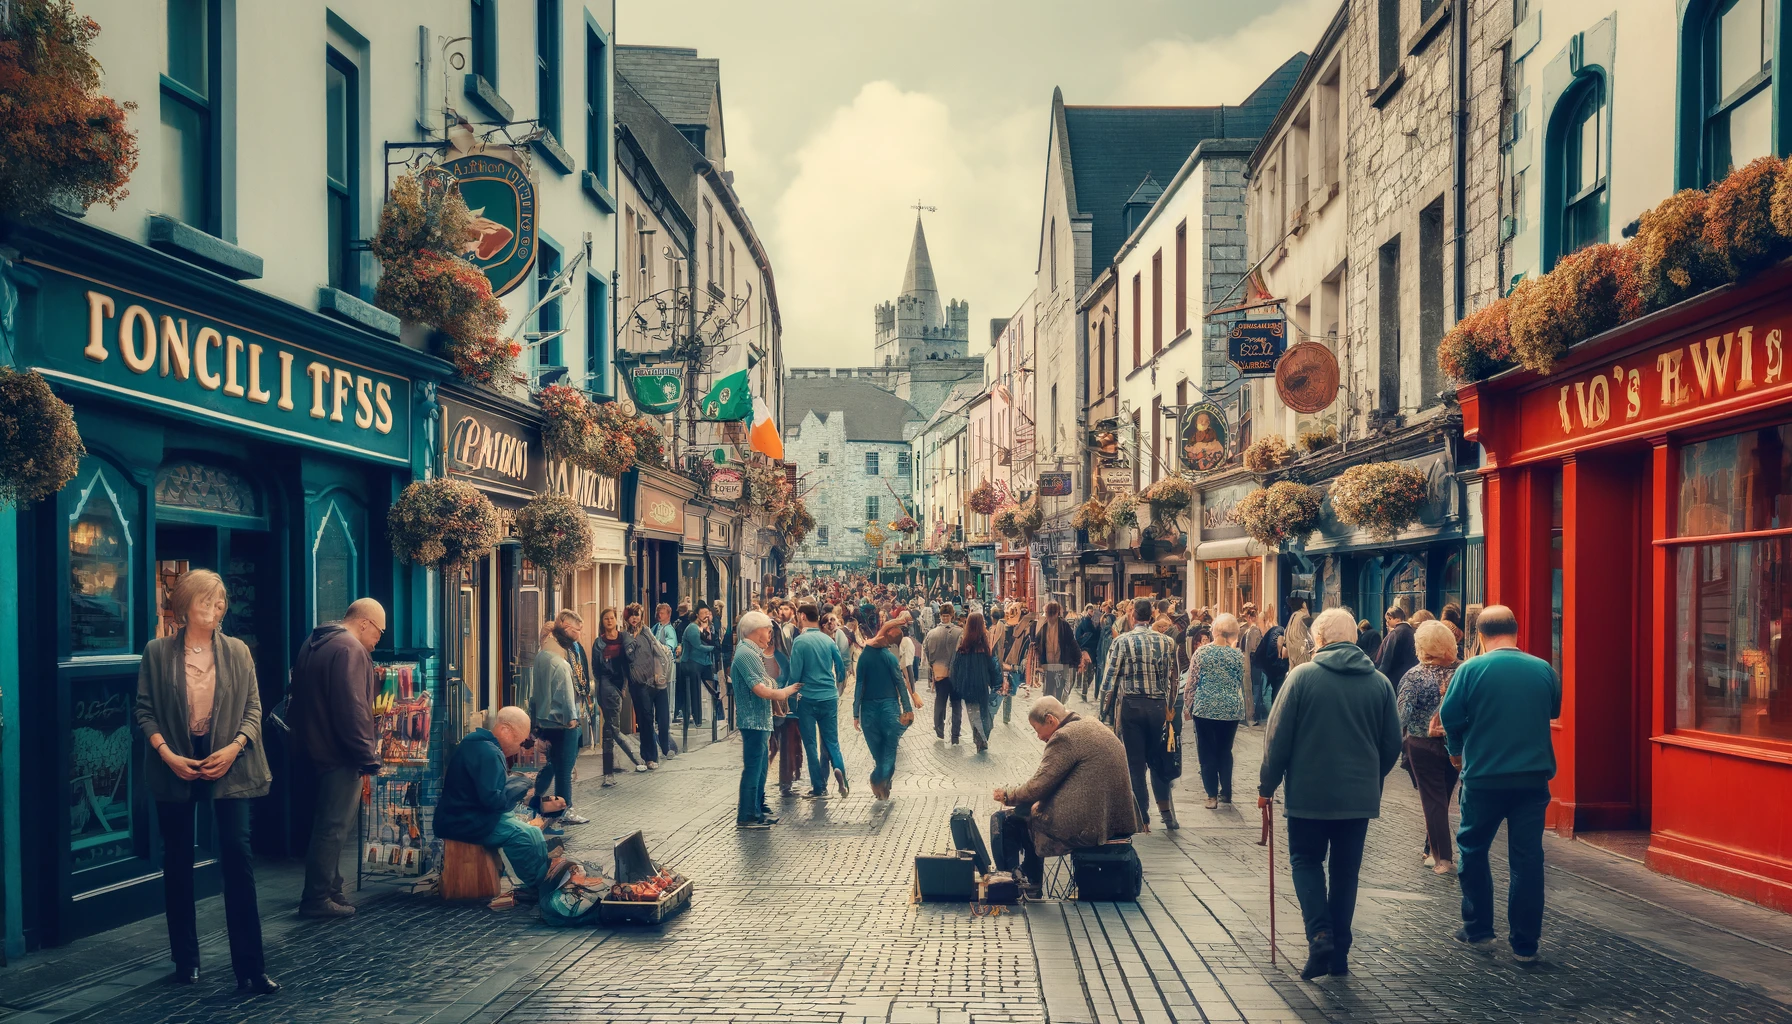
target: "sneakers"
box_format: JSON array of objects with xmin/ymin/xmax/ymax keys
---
[
  {"xmin": 540, "ymin": 826, "xmax": 565, "ymax": 837},
  {"xmin": 297, "ymin": 901, "xmax": 355, "ymax": 919},
  {"xmin": 1452, "ymin": 927, "xmax": 1496, "ymax": 951},
  {"xmin": 736, "ymin": 819, "xmax": 772, "ymax": 830},
  {"xmin": 802, "ymin": 789, "xmax": 827, "ymax": 799},
  {"xmin": 1423, "ymin": 853, "xmax": 1437, "ymax": 867},
  {"xmin": 834, "ymin": 768, "xmax": 851, "ymax": 797},
  {"xmin": 561, "ymin": 811, "xmax": 590, "ymax": 824},
  {"xmin": 601, "ymin": 776, "xmax": 617, "ymax": 788},
  {"xmin": 635, "ymin": 764, "xmax": 650, "ymax": 772},
  {"xmin": 1514, "ymin": 951, "xmax": 1540, "ymax": 963}
]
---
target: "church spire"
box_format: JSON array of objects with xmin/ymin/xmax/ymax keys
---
[{"xmin": 900, "ymin": 214, "xmax": 947, "ymax": 328}]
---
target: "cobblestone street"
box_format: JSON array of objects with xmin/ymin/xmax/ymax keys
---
[{"xmin": 6, "ymin": 692, "xmax": 1791, "ymax": 1024}]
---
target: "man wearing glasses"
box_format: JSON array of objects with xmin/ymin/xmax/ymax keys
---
[{"xmin": 291, "ymin": 598, "xmax": 387, "ymax": 919}]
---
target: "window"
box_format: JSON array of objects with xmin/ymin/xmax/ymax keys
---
[
  {"xmin": 818, "ymin": 451, "xmax": 830, "ymax": 465},
  {"xmin": 1150, "ymin": 395, "xmax": 1162, "ymax": 481},
  {"xmin": 535, "ymin": 0, "xmax": 560, "ymax": 138},
  {"xmin": 1378, "ymin": 0, "xmax": 1401, "ymax": 82},
  {"xmin": 866, "ymin": 495, "xmax": 880, "ymax": 521},
  {"xmin": 1319, "ymin": 66, "xmax": 1342, "ymax": 187},
  {"xmin": 703, "ymin": 200, "xmax": 715, "ymax": 285},
  {"xmin": 1049, "ymin": 217, "xmax": 1058, "ymax": 290},
  {"xmin": 585, "ymin": 21, "xmax": 608, "ymax": 183},
  {"xmin": 585, "ymin": 272, "xmax": 608, "ymax": 395},
  {"xmin": 67, "ymin": 459, "xmax": 135, "ymax": 656},
  {"xmin": 1151, "ymin": 250, "xmax": 1163, "ymax": 355},
  {"xmin": 1097, "ymin": 322, "xmax": 1107, "ymax": 395},
  {"xmin": 1701, "ymin": 0, "xmax": 1775, "ymax": 183},
  {"xmin": 325, "ymin": 48, "xmax": 358, "ymax": 293},
  {"xmin": 1553, "ymin": 77, "xmax": 1608, "ymax": 264},
  {"xmin": 898, "ymin": 450, "xmax": 911, "ymax": 475},
  {"xmin": 1174, "ymin": 222, "xmax": 1187, "ymax": 336},
  {"xmin": 161, "ymin": 0, "xmax": 217, "ymax": 231},
  {"xmin": 818, "ymin": 526, "xmax": 830, "ymax": 546},
  {"xmin": 1050, "ymin": 383, "xmax": 1059, "ymax": 451},
  {"xmin": 865, "ymin": 451, "xmax": 880, "ymax": 476},
  {"xmin": 470, "ymin": 0, "xmax": 498, "ymax": 85},
  {"xmin": 313, "ymin": 500, "xmax": 359, "ymax": 626},
  {"xmin": 1132, "ymin": 273, "xmax": 1142, "ymax": 368},
  {"xmin": 535, "ymin": 239, "xmax": 563, "ymax": 370},
  {"xmin": 1378, "ymin": 235, "xmax": 1401, "ymax": 414},
  {"xmin": 1419, "ymin": 198, "xmax": 1445, "ymax": 406},
  {"xmin": 1671, "ymin": 424, "xmax": 1792, "ymax": 741}
]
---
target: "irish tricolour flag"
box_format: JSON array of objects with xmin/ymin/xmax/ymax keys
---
[{"xmin": 699, "ymin": 349, "xmax": 783, "ymax": 461}]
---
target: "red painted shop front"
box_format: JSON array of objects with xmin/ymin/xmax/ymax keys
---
[{"xmin": 1461, "ymin": 263, "xmax": 1792, "ymax": 912}]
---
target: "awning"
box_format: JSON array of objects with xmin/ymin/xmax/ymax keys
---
[{"xmin": 1193, "ymin": 537, "xmax": 1268, "ymax": 561}]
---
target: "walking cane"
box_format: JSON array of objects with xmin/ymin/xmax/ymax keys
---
[{"xmin": 1257, "ymin": 797, "xmax": 1276, "ymax": 967}]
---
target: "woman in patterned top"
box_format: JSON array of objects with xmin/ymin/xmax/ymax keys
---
[
  {"xmin": 1396, "ymin": 620, "xmax": 1461, "ymax": 874},
  {"xmin": 1183, "ymin": 612, "xmax": 1247, "ymax": 809}
]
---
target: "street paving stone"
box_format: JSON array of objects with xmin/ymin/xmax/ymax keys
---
[{"xmin": 15, "ymin": 690, "xmax": 1792, "ymax": 1023}]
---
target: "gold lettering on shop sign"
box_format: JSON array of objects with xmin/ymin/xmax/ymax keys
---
[
  {"xmin": 331, "ymin": 368, "xmax": 352, "ymax": 423},
  {"xmin": 195, "ymin": 327, "xmax": 223, "ymax": 390},
  {"xmin": 1737, "ymin": 327, "xmax": 1757, "ymax": 389},
  {"xmin": 159, "ymin": 316, "xmax": 191, "ymax": 380},
  {"xmin": 84, "ymin": 291, "xmax": 114, "ymax": 362},
  {"xmin": 223, "ymin": 334, "xmax": 246, "ymax": 397},
  {"xmin": 118, "ymin": 305, "xmax": 156, "ymax": 374},
  {"xmin": 1769, "ymin": 329, "xmax": 1784, "ymax": 383},
  {"xmin": 373, "ymin": 382, "xmax": 393, "ymax": 434},
  {"xmin": 277, "ymin": 351, "xmax": 296, "ymax": 411},
  {"xmin": 1657, "ymin": 350, "xmax": 1689, "ymax": 408},
  {"xmin": 306, "ymin": 362, "xmax": 330, "ymax": 418},
  {"xmin": 1688, "ymin": 333, "xmax": 1734, "ymax": 399},
  {"xmin": 354, "ymin": 376, "xmax": 374, "ymax": 429},
  {"xmin": 246, "ymin": 343, "xmax": 271, "ymax": 404}
]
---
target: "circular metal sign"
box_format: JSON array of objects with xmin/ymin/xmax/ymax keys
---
[{"xmin": 1275, "ymin": 342, "xmax": 1341, "ymax": 414}]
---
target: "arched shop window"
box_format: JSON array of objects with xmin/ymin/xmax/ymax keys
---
[
  {"xmin": 1702, "ymin": 0, "xmax": 1777, "ymax": 183},
  {"xmin": 1384, "ymin": 555, "xmax": 1427, "ymax": 619},
  {"xmin": 67, "ymin": 457, "xmax": 138, "ymax": 657},
  {"xmin": 311, "ymin": 493, "xmax": 364, "ymax": 626}
]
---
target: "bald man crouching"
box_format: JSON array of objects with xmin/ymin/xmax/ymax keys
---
[{"xmin": 435, "ymin": 706, "xmax": 563, "ymax": 903}]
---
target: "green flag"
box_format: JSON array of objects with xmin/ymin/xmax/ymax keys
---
[{"xmin": 699, "ymin": 367, "xmax": 751, "ymax": 421}]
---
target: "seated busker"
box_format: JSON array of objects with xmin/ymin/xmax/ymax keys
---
[
  {"xmin": 991, "ymin": 696, "xmax": 1138, "ymax": 898},
  {"xmin": 435, "ymin": 706, "xmax": 565, "ymax": 904}
]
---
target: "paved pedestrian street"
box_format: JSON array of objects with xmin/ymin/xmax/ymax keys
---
[{"xmin": 9, "ymin": 693, "xmax": 1792, "ymax": 1024}]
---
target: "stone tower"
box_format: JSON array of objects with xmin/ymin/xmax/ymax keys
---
[{"xmin": 873, "ymin": 215, "xmax": 970, "ymax": 366}]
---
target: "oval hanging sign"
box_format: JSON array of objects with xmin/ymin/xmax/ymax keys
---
[
  {"xmin": 1275, "ymin": 342, "xmax": 1341, "ymax": 414},
  {"xmin": 1179, "ymin": 401, "xmax": 1230, "ymax": 472},
  {"xmin": 441, "ymin": 149, "xmax": 537, "ymax": 297},
  {"xmin": 630, "ymin": 363, "xmax": 686, "ymax": 415}
]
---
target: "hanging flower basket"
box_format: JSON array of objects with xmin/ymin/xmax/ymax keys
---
[
  {"xmin": 1071, "ymin": 498, "xmax": 1110, "ymax": 541},
  {"xmin": 1105, "ymin": 493, "xmax": 1139, "ymax": 533},
  {"xmin": 0, "ymin": 366, "xmax": 84, "ymax": 507},
  {"xmin": 0, "ymin": 0, "xmax": 139, "ymax": 218},
  {"xmin": 966, "ymin": 480, "xmax": 1001, "ymax": 516},
  {"xmin": 1438, "ymin": 296, "xmax": 1517, "ymax": 384},
  {"xmin": 889, "ymin": 515, "xmax": 918, "ymax": 534},
  {"xmin": 537, "ymin": 384, "xmax": 599, "ymax": 464},
  {"xmin": 864, "ymin": 523, "xmax": 887, "ymax": 550},
  {"xmin": 778, "ymin": 498, "xmax": 815, "ymax": 546},
  {"xmin": 514, "ymin": 491, "xmax": 595, "ymax": 578},
  {"xmin": 1242, "ymin": 436, "xmax": 1295, "ymax": 474},
  {"xmin": 1139, "ymin": 475, "xmax": 1197, "ymax": 530},
  {"xmin": 1330, "ymin": 461, "xmax": 1430, "ymax": 538},
  {"xmin": 992, "ymin": 499, "xmax": 1042, "ymax": 541},
  {"xmin": 591, "ymin": 401, "xmax": 663, "ymax": 475},
  {"xmin": 370, "ymin": 166, "xmax": 477, "ymax": 262},
  {"xmin": 1230, "ymin": 481, "xmax": 1322, "ymax": 547},
  {"xmin": 1298, "ymin": 424, "xmax": 1339, "ymax": 454},
  {"xmin": 388, "ymin": 477, "xmax": 502, "ymax": 568},
  {"xmin": 746, "ymin": 462, "xmax": 789, "ymax": 517}
]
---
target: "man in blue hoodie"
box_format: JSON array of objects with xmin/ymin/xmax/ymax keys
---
[
  {"xmin": 1440, "ymin": 604, "xmax": 1561, "ymax": 962},
  {"xmin": 436, "ymin": 706, "xmax": 562, "ymax": 901},
  {"xmin": 789, "ymin": 602, "xmax": 850, "ymax": 798}
]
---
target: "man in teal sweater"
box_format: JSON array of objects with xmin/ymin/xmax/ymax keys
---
[
  {"xmin": 789, "ymin": 602, "xmax": 850, "ymax": 798},
  {"xmin": 1440, "ymin": 604, "xmax": 1562, "ymax": 962}
]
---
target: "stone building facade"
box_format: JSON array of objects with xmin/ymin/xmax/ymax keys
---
[
  {"xmin": 873, "ymin": 217, "xmax": 972, "ymax": 366},
  {"xmin": 782, "ymin": 372, "xmax": 923, "ymax": 571}
]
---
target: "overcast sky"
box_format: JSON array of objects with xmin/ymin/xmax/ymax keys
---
[{"xmin": 618, "ymin": 0, "xmax": 1334, "ymax": 367}]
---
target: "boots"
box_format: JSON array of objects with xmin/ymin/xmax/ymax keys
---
[
  {"xmin": 1301, "ymin": 931, "xmax": 1335, "ymax": 981},
  {"xmin": 1158, "ymin": 798, "xmax": 1180, "ymax": 831}
]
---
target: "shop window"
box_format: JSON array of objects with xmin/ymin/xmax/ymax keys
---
[
  {"xmin": 325, "ymin": 46, "xmax": 360, "ymax": 293},
  {"xmin": 1672, "ymin": 425, "xmax": 1792, "ymax": 741},
  {"xmin": 68, "ymin": 460, "xmax": 136, "ymax": 657},
  {"xmin": 161, "ymin": 0, "xmax": 219, "ymax": 232},
  {"xmin": 1385, "ymin": 555, "xmax": 1427, "ymax": 619},
  {"xmin": 1698, "ymin": 0, "xmax": 1776, "ymax": 185},
  {"xmin": 313, "ymin": 501, "xmax": 359, "ymax": 625},
  {"xmin": 71, "ymin": 664, "xmax": 141, "ymax": 869}
]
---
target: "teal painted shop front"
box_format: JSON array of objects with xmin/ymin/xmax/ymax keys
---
[{"xmin": 2, "ymin": 217, "xmax": 451, "ymax": 949}]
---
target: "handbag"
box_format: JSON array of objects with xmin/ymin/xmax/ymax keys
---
[
  {"xmin": 1161, "ymin": 716, "xmax": 1183, "ymax": 780},
  {"xmin": 1426, "ymin": 667, "xmax": 1455, "ymax": 738}
]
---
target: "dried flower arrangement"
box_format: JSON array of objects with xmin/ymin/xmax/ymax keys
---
[
  {"xmin": 1632, "ymin": 189, "xmax": 1724, "ymax": 310},
  {"xmin": 778, "ymin": 499, "xmax": 816, "ymax": 546},
  {"xmin": 1105, "ymin": 493, "xmax": 1140, "ymax": 533},
  {"xmin": 1230, "ymin": 481, "xmax": 1322, "ymax": 547},
  {"xmin": 992, "ymin": 499, "xmax": 1042, "ymax": 541},
  {"xmin": 1508, "ymin": 243, "xmax": 1643, "ymax": 374},
  {"xmin": 1071, "ymin": 498, "xmax": 1110, "ymax": 540},
  {"xmin": 1438, "ymin": 296, "xmax": 1518, "ymax": 384},
  {"xmin": 1329, "ymin": 462, "xmax": 1430, "ymax": 538},
  {"xmin": 747, "ymin": 462, "xmax": 790, "ymax": 517},
  {"xmin": 1705, "ymin": 156, "xmax": 1788, "ymax": 280}
]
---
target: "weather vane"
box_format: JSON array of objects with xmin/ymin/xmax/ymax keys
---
[{"xmin": 911, "ymin": 200, "xmax": 936, "ymax": 215}]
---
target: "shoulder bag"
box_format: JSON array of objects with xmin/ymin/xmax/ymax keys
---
[{"xmin": 1426, "ymin": 666, "xmax": 1456, "ymax": 738}]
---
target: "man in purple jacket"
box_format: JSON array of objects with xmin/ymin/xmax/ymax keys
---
[{"xmin": 291, "ymin": 598, "xmax": 385, "ymax": 918}]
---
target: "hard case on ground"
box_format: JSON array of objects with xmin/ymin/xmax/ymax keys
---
[
  {"xmin": 914, "ymin": 852, "xmax": 978, "ymax": 902},
  {"xmin": 1070, "ymin": 840, "xmax": 1142, "ymax": 901},
  {"xmin": 949, "ymin": 807, "xmax": 992, "ymax": 873}
]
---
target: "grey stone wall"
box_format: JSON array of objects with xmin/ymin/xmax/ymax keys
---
[{"xmin": 785, "ymin": 412, "xmax": 917, "ymax": 570}]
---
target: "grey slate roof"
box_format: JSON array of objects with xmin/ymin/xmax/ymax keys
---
[
  {"xmin": 783, "ymin": 377, "xmax": 923, "ymax": 443},
  {"xmin": 616, "ymin": 46, "xmax": 720, "ymax": 128},
  {"xmin": 1063, "ymin": 53, "xmax": 1306, "ymax": 266},
  {"xmin": 614, "ymin": 76, "xmax": 700, "ymax": 235}
]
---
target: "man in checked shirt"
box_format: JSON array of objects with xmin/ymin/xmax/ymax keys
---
[{"xmin": 1098, "ymin": 597, "xmax": 1183, "ymax": 831}]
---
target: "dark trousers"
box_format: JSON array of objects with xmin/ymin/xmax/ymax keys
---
[
  {"xmin": 775, "ymin": 714, "xmax": 805, "ymax": 791},
  {"xmin": 630, "ymin": 682, "xmax": 671, "ymax": 762},
  {"xmin": 676, "ymin": 663, "xmax": 705, "ymax": 724},
  {"xmin": 1119, "ymin": 694, "xmax": 1172, "ymax": 823},
  {"xmin": 532, "ymin": 726, "xmax": 579, "ymax": 806},
  {"xmin": 1192, "ymin": 717, "xmax": 1239, "ymax": 798},
  {"xmin": 1404, "ymin": 735, "xmax": 1460, "ymax": 861},
  {"xmin": 738, "ymin": 728, "xmax": 771, "ymax": 823},
  {"xmin": 994, "ymin": 808, "xmax": 1043, "ymax": 885},
  {"xmin": 1456, "ymin": 784, "xmax": 1549, "ymax": 956},
  {"xmin": 301, "ymin": 766, "xmax": 363, "ymax": 908},
  {"xmin": 1286, "ymin": 816, "xmax": 1369, "ymax": 960},
  {"xmin": 931, "ymin": 678, "xmax": 962, "ymax": 741},
  {"xmin": 157, "ymin": 793, "xmax": 264, "ymax": 978}
]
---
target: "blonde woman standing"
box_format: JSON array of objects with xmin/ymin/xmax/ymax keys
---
[
  {"xmin": 1397, "ymin": 620, "xmax": 1462, "ymax": 874},
  {"xmin": 1184, "ymin": 613, "xmax": 1247, "ymax": 809},
  {"xmin": 135, "ymin": 570, "xmax": 277, "ymax": 994}
]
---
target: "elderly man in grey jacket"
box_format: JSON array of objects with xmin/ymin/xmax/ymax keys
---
[
  {"xmin": 529, "ymin": 621, "xmax": 581, "ymax": 828},
  {"xmin": 1258, "ymin": 607, "xmax": 1402, "ymax": 981}
]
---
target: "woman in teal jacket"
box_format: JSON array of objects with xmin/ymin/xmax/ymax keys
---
[
  {"xmin": 853, "ymin": 616, "xmax": 914, "ymax": 800},
  {"xmin": 677, "ymin": 606, "xmax": 716, "ymax": 726}
]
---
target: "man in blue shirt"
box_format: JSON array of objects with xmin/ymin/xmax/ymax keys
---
[
  {"xmin": 731, "ymin": 611, "xmax": 801, "ymax": 829},
  {"xmin": 788, "ymin": 602, "xmax": 850, "ymax": 798},
  {"xmin": 1440, "ymin": 604, "xmax": 1562, "ymax": 963}
]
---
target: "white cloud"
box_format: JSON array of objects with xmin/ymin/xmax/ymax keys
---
[
  {"xmin": 765, "ymin": 81, "xmax": 1038, "ymax": 367},
  {"xmin": 1111, "ymin": 0, "xmax": 1338, "ymax": 105}
]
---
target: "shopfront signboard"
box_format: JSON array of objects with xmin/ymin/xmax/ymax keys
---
[
  {"xmin": 26, "ymin": 263, "xmax": 412, "ymax": 464},
  {"xmin": 630, "ymin": 363, "xmax": 686, "ymax": 415},
  {"xmin": 635, "ymin": 482, "xmax": 687, "ymax": 538},
  {"xmin": 1227, "ymin": 318, "xmax": 1287, "ymax": 376},
  {"xmin": 1037, "ymin": 471, "xmax": 1072, "ymax": 496},
  {"xmin": 710, "ymin": 467, "xmax": 743, "ymax": 501},
  {"xmin": 1179, "ymin": 402, "xmax": 1230, "ymax": 472},
  {"xmin": 1098, "ymin": 465, "xmax": 1134, "ymax": 496},
  {"xmin": 442, "ymin": 395, "xmax": 618, "ymax": 515},
  {"xmin": 1199, "ymin": 482, "xmax": 1253, "ymax": 541},
  {"xmin": 441, "ymin": 149, "xmax": 538, "ymax": 297}
]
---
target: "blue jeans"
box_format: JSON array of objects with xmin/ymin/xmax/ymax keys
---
[
  {"xmin": 860, "ymin": 698, "xmax": 907, "ymax": 785},
  {"xmin": 738, "ymin": 728, "xmax": 770, "ymax": 822},
  {"xmin": 967, "ymin": 693, "xmax": 994, "ymax": 745},
  {"xmin": 1251, "ymin": 667, "xmax": 1270, "ymax": 723},
  {"xmin": 1456, "ymin": 784, "xmax": 1549, "ymax": 956},
  {"xmin": 796, "ymin": 696, "xmax": 846, "ymax": 789},
  {"xmin": 999, "ymin": 668, "xmax": 1025, "ymax": 722},
  {"xmin": 480, "ymin": 814, "xmax": 549, "ymax": 888}
]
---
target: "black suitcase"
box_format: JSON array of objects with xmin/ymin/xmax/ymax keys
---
[
  {"xmin": 915, "ymin": 852, "xmax": 977, "ymax": 902},
  {"xmin": 950, "ymin": 808, "xmax": 992, "ymax": 873},
  {"xmin": 1071, "ymin": 841, "xmax": 1142, "ymax": 901}
]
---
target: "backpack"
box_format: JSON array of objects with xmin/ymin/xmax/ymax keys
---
[{"xmin": 650, "ymin": 632, "xmax": 675, "ymax": 688}]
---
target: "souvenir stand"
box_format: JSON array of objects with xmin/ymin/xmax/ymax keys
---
[{"xmin": 357, "ymin": 656, "xmax": 438, "ymax": 886}]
